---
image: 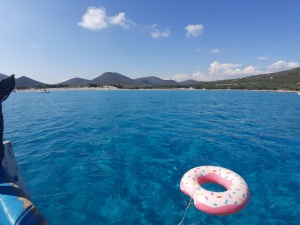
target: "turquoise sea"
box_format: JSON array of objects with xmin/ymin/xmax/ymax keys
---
[{"xmin": 3, "ymin": 90, "xmax": 300, "ymax": 225}]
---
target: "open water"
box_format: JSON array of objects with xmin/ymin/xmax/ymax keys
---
[{"xmin": 3, "ymin": 90, "xmax": 300, "ymax": 225}]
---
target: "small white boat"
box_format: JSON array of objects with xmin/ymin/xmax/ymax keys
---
[
  {"xmin": 38, "ymin": 89, "xmax": 50, "ymax": 93},
  {"xmin": 298, "ymin": 92, "xmax": 300, "ymax": 95}
]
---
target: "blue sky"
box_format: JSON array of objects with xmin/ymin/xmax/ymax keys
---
[{"xmin": 1, "ymin": 0, "xmax": 299, "ymax": 84}]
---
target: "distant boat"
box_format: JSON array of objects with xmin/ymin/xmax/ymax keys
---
[{"xmin": 38, "ymin": 89, "xmax": 50, "ymax": 93}]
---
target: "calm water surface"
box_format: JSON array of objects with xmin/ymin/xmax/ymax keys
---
[{"xmin": 3, "ymin": 90, "xmax": 300, "ymax": 225}]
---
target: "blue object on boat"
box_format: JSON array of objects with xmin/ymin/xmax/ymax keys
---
[{"xmin": 0, "ymin": 142, "xmax": 48, "ymax": 225}]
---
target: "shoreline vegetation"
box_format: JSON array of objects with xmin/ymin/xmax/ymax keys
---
[{"xmin": 14, "ymin": 86, "xmax": 299, "ymax": 93}]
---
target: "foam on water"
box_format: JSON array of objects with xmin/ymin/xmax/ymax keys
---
[{"xmin": 3, "ymin": 90, "xmax": 300, "ymax": 224}]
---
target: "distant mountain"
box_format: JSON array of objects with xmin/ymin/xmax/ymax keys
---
[
  {"xmin": 15, "ymin": 76, "xmax": 47, "ymax": 88},
  {"xmin": 4, "ymin": 67, "xmax": 300, "ymax": 90},
  {"xmin": 90, "ymin": 72, "xmax": 137, "ymax": 85},
  {"xmin": 179, "ymin": 79, "xmax": 199, "ymax": 85},
  {"xmin": 134, "ymin": 76, "xmax": 177, "ymax": 86},
  {"xmin": 59, "ymin": 77, "xmax": 89, "ymax": 86},
  {"xmin": 0, "ymin": 73, "xmax": 7, "ymax": 80}
]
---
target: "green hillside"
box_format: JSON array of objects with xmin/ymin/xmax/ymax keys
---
[{"xmin": 191, "ymin": 67, "xmax": 300, "ymax": 91}]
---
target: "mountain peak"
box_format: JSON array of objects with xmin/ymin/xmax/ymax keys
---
[{"xmin": 15, "ymin": 76, "xmax": 47, "ymax": 87}]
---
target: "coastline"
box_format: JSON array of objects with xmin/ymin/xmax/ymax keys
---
[{"xmin": 14, "ymin": 86, "xmax": 299, "ymax": 93}]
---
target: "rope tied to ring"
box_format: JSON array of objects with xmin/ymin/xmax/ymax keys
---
[{"xmin": 178, "ymin": 187, "xmax": 199, "ymax": 225}]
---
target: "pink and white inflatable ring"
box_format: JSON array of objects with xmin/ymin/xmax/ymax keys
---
[{"xmin": 180, "ymin": 166, "xmax": 250, "ymax": 215}]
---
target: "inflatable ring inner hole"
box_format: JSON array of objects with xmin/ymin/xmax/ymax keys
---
[
  {"xmin": 201, "ymin": 183, "xmax": 227, "ymax": 192},
  {"xmin": 198, "ymin": 172, "xmax": 232, "ymax": 192}
]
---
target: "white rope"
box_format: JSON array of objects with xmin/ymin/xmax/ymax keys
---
[
  {"xmin": 178, "ymin": 188, "xmax": 198, "ymax": 225},
  {"xmin": 177, "ymin": 197, "xmax": 194, "ymax": 225}
]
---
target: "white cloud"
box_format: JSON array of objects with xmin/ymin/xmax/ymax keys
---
[
  {"xmin": 266, "ymin": 60, "xmax": 300, "ymax": 72},
  {"xmin": 109, "ymin": 12, "xmax": 133, "ymax": 29},
  {"xmin": 259, "ymin": 56, "xmax": 268, "ymax": 60},
  {"xmin": 165, "ymin": 61, "xmax": 262, "ymax": 82},
  {"xmin": 209, "ymin": 61, "xmax": 241, "ymax": 76},
  {"xmin": 78, "ymin": 7, "xmax": 132, "ymax": 30},
  {"xmin": 210, "ymin": 48, "xmax": 219, "ymax": 54},
  {"xmin": 209, "ymin": 61, "xmax": 261, "ymax": 79},
  {"xmin": 191, "ymin": 71, "xmax": 211, "ymax": 81},
  {"xmin": 150, "ymin": 24, "xmax": 171, "ymax": 38},
  {"xmin": 223, "ymin": 65, "xmax": 260, "ymax": 76},
  {"xmin": 185, "ymin": 24, "xmax": 204, "ymax": 37},
  {"xmin": 165, "ymin": 71, "xmax": 213, "ymax": 82},
  {"xmin": 165, "ymin": 73, "xmax": 190, "ymax": 82},
  {"xmin": 32, "ymin": 44, "xmax": 39, "ymax": 48},
  {"xmin": 78, "ymin": 7, "xmax": 108, "ymax": 30}
]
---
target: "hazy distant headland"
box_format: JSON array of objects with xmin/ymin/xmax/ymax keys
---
[{"xmin": 1, "ymin": 67, "xmax": 300, "ymax": 91}]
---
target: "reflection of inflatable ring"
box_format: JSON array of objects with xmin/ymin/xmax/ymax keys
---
[{"xmin": 180, "ymin": 166, "xmax": 250, "ymax": 215}]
